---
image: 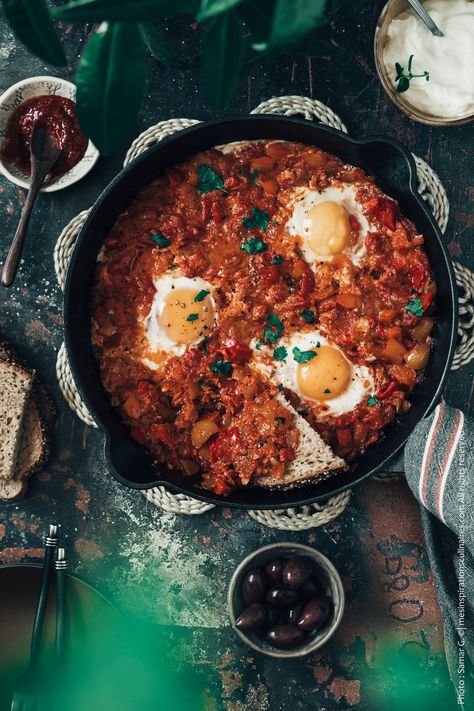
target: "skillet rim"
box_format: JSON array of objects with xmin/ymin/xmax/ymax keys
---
[{"xmin": 64, "ymin": 115, "xmax": 458, "ymax": 509}]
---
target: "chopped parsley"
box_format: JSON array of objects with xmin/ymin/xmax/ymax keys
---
[
  {"xmin": 367, "ymin": 395, "xmax": 378, "ymax": 407},
  {"xmin": 264, "ymin": 314, "xmax": 284, "ymax": 344},
  {"xmin": 324, "ymin": 389, "xmax": 331, "ymax": 394},
  {"xmin": 300, "ymin": 309, "xmax": 316, "ymax": 324},
  {"xmin": 248, "ymin": 168, "xmax": 259, "ymax": 185},
  {"xmin": 275, "ymin": 416, "xmax": 286, "ymax": 423},
  {"xmin": 292, "ymin": 346, "xmax": 317, "ymax": 364},
  {"xmin": 186, "ymin": 313, "xmax": 198, "ymax": 322},
  {"xmin": 273, "ymin": 345, "xmax": 288, "ymax": 361},
  {"xmin": 196, "ymin": 164, "xmax": 226, "ymax": 194},
  {"xmin": 242, "ymin": 207, "xmax": 269, "ymax": 231},
  {"xmin": 258, "ymin": 439, "xmax": 267, "ymax": 447},
  {"xmin": 194, "ymin": 289, "xmax": 210, "ymax": 302},
  {"xmin": 278, "ymin": 384, "xmax": 284, "ymax": 392},
  {"xmin": 240, "ymin": 238, "xmax": 267, "ymax": 254},
  {"xmin": 202, "ymin": 336, "xmax": 209, "ymax": 353},
  {"xmin": 255, "ymin": 339, "xmax": 265, "ymax": 350},
  {"xmin": 272, "ymin": 254, "xmax": 283, "ymax": 265},
  {"xmin": 404, "ymin": 298, "xmax": 424, "ymax": 317},
  {"xmin": 210, "ymin": 360, "xmax": 233, "ymax": 376},
  {"xmin": 151, "ymin": 232, "xmax": 170, "ymax": 247}
]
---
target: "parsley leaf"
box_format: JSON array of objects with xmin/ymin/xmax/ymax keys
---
[
  {"xmin": 292, "ymin": 346, "xmax": 317, "ymax": 364},
  {"xmin": 194, "ymin": 289, "xmax": 210, "ymax": 302},
  {"xmin": 151, "ymin": 232, "xmax": 170, "ymax": 247},
  {"xmin": 324, "ymin": 388, "xmax": 331, "ymax": 394},
  {"xmin": 264, "ymin": 314, "xmax": 284, "ymax": 345},
  {"xmin": 202, "ymin": 336, "xmax": 209, "ymax": 353},
  {"xmin": 367, "ymin": 395, "xmax": 378, "ymax": 407},
  {"xmin": 196, "ymin": 164, "xmax": 226, "ymax": 194},
  {"xmin": 242, "ymin": 207, "xmax": 269, "ymax": 231},
  {"xmin": 300, "ymin": 309, "xmax": 315, "ymax": 324},
  {"xmin": 210, "ymin": 360, "xmax": 233, "ymax": 376},
  {"xmin": 272, "ymin": 254, "xmax": 283, "ymax": 264},
  {"xmin": 273, "ymin": 346, "xmax": 287, "ymax": 361},
  {"xmin": 241, "ymin": 238, "xmax": 267, "ymax": 254},
  {"xmin": 405, "ymin": 298, "xmax": 424, "ymax": 317},
  {"xmin": 255, "ymin": 339, "xmax": 265, "ymax": 350},
  {"xmin": 278, "ymin": 383, "xmax": 284, "ymax": 392},
  {"xmin": 186, "ymin": 313, "xmax": 198, "ymax": 322},
  {"xmin": 275, "ymin": 416, "xmax": 286, "ymax": 423}
]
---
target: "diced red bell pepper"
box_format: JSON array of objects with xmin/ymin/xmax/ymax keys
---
[
  {"xmin": 411, "ymin": 264, "xmax": 425, "ymax": 291},
  {"xmin": 378, "ymin": 381, "xmax": 397, "ymax": 400},
  {"xmin": 211, "ymin": 201, "xmax": 222, "ymax": 224},
  {"xmin": 300, "ymin": 270, "xmax": 315, "ymax": 298},
  {"xmin": 227, "ymin": 427, "xmax": 240, "ymax": 446},
  {"xmin": 376, "ymin": 198, "xmax": 397, "ymax": 230},
  {"xmin": 201, "ymin": 200, "xmax": 212, "ymax": 221},
  {"xmin": 224, "ymin": 337, "xmax": 253, "ymax": 364},
  {"xmin": 336, "ymin": 428, "xmax": 352, "ymax": 447},
  {"xmin": 421, "ymin": 293, "xmax": 433, "ymax": 311},
  {"xmin": 349, "ymin": 214, "xmax": 361, "ymax": 232}
]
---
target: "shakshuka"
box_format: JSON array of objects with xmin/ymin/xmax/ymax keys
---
[{"xmin": 91, "ymin": 140, "xmax": 436, "ymax": 495}]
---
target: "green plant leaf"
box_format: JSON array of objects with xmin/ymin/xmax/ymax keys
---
[
  {"xmin": 249, "ymin": 0, "xmax": 327, "ymax": 50},
  {"xmin": 3, "ymin": 0, "xmax": 67, "ymax": 66},
  {"xmin": 395, "ymin": 62, "xmax": 404, "ymax": 80},
  {"xmin": 292, "ymin": 346, "xmax": 317, "ymax": 364},
  {"xmin": 396, "ymin": 75, "xmax": 410, "ymax": 93},
  {"xmin": 75, "ymin": 22, "xmax": 146, "ymax": 156},
  {"xmin": 55, "ymin": 0, "xmax": 198, "ymax": 21},
  {"xmin": 138, "ymin": 22, "xmax": 173, "ymax": 65},
  {"xmin": 242, "ymin": 207, "xmax": 269, "ymax": 231},
  {"xmin": 196, "ymin": 164, "xmax": 226, "ymax": 193},
  {"xmin": 198, "ymin": 0, "xmax": 244, "ymax": 21},
  {"xmin": 200, "ymin": 9, "xmax": 245, "ymax": 110},
  {"xmin": 240, "ymin": 238, "xmax": 267, "ymax": 254}
]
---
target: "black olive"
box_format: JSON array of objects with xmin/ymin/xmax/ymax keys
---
[
  {"xmin": 282, "ymin": 556, "xmax": 314, "ymax": 589},
  {"xmin": 297, "ymin": 596, "xmax": 332, "ymax": 631},
  {"xmin": 266, "ymin": 586, "xmax": 299, "ymax": 607},
  {"xmin": 266, "ymin": 624, "xmax": 304, "ymax": 649},
  {"xmin": 235, "ymin": 603, "xmax": 267, "ymax": 632},
  {"xmin": 242, "ymin": 568, "xmax": 267, "ymax": 604},
  {"xmin": 285, "ymin": 601, "xmax": 304, "ymax": 625},
  {"xmin": 266, "ymin": 604, "xmax": 281, "ymax": 625},
  {"xmin": 264, "ymin": 558, "xmax": 284, "ymax": 585},
  {"xmin": 300, "ymin": 576, "xmax": 323, "ymax": 601}
]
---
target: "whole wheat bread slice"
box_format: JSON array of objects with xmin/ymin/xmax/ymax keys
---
[
  {"xmin": 0, "ymin": 361, "xmax": 34, "ymax": 481},
  {"xmin": 254, "ymin": 395, "xmax": 346, "ymax": 489}
]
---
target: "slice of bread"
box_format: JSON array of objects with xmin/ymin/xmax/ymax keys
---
[
  {"xmin": 0, "ymin": 361, "xmax": 34, "ymax": 480},
  {"xmin": 254, "ymin": 395, "xmax": 346, "ymax": 489},
  {"xmin": 0, "ymin": 477, "xmax": 27, "ymax": 501},
  {"xmin": 16, "ymin": 399, "xmax": 49, "ymax": 480}
]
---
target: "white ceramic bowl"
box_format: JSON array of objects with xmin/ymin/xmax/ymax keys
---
[{"xmin": 0, "ymin": 75, "xmax": 99, "ymax": 192}]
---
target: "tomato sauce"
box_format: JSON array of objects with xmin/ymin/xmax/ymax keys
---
[
  {"xmin": 1, "ymin": 95, "xmax": 88, "ymax": 178},
  {"xmin": 91, "ymin": 140, "xmax": 435, "ymax": 495}
]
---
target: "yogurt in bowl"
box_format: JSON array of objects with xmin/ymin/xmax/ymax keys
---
[{"xmin": 375, "ymin": 0, "xmax": 474, "ymax": 125}]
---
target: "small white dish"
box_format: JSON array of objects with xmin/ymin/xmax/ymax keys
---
[{"xmin": 0, "ymin": 75, "xmax": 99, "ymax": 192}]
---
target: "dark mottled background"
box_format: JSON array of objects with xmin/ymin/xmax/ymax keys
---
[{"xmin": 0, "ymin": 2, "xmax": 472, "ymax": 709}]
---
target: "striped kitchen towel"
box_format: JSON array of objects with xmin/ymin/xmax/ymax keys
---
[{"xmin": 404, "ymin": 401, "xmax": 474, "ymax": 708}]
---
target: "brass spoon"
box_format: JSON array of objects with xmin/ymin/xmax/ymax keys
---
[{"xmin": 2, "ymin": 124, "xmax": 62, "ymax": 287}]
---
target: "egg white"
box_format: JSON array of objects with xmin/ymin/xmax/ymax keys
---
[
  {"xmin": 285, "ymin": 185, "xmax": 370, "ymax": 267},
  {"xmin": 142, "ymin": 272, "xmax": 216, "ymax": 369},
  {"xmin": 251, "ymin": 330, "xmax": 374, "ymax": 419}
]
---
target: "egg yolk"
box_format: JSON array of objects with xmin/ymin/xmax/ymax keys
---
[
  {"xmin": 159, "ymin": 288, "xmax": 214, "ymax": 345},
  {"xmin": 307, "ymin": 201, "xmax": 350, "ymax": 256},
  {"xmin": 297, "ymin": 345, "xmax": 352, "ymax": 401}
]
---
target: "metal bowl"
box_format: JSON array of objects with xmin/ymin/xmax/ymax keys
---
[
  {"xmin": 64, "ymin": 115, "xmax": 458, "ymax": 508},
  {"xmin": 374, "ymin": 0, "xmax": 474, "ymax": 126},
  {"xmin": 227, "ymin": 543, "xmax": 345, "ymax": 658}
]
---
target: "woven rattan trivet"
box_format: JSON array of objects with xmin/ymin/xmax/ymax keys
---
[{"xmin": 54, "ymin": 96, "xmax": 473, "ymax": 529}]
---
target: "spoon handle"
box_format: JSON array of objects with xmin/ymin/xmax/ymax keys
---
[
  {"xmin": 407, "ymin": 0, "xmax": 444, "ymax": 36},
  {"xmin": 1, "ymin": 164, "xmax": 49, "ymax": 287}
]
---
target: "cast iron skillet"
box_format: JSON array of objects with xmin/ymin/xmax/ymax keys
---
[{"xmin": 64, "ymin": 116, "xmax": 458, "ymax": 509}]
